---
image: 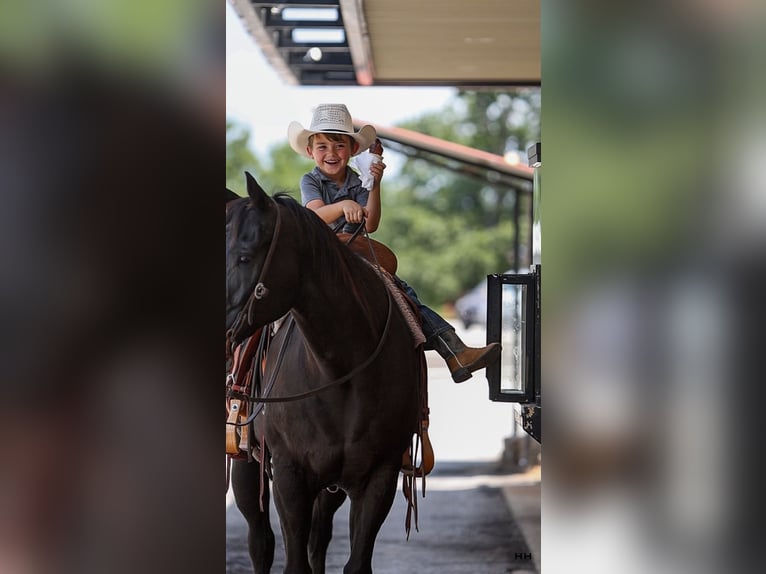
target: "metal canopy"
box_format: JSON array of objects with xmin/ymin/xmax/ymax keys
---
[{"xmin": 229, "ymin": 0, "xmax": 540, "ymax": 87}]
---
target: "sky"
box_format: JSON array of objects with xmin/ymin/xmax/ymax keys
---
[{"xmin": 225, "ymin": 2, "xmax": 456, "ymax": 158}]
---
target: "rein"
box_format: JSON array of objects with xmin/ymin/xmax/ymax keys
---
[
  {"xmin": 335, "ymin": 218, "xmax": 388, "ymax": 273},
  {"xmin": 227, "ymin": 286, "xmax": 392, "ymax": 427}
]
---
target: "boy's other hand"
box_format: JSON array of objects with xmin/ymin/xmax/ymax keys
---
[
  {"xmin": 341, "ymin": 200, "xmax": 368, "ymax": 224},
  {"xmin": 370, "ymin": 159, "xmax": 386, "ymax": 185}
]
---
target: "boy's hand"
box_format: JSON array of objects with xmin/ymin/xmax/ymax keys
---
[
  {"xmin": 369, "ymin": 159, "xmax": 386, "ymax": 185},
  {"xmin": 341, "ymin": 200, "xmax": 368, "ymax": 224}
]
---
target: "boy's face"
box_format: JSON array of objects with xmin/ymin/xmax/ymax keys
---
[{"xmin": 307, "ymin": 133, "xmax": 358, "ymax": 180}]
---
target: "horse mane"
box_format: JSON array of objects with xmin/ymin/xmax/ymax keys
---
[{"xmin": 272, "ymin": 193, "xmax": 384, "ymax": 324}]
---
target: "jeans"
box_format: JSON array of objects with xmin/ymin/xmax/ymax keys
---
[{"xmin": 395, "ymin": 277, "xmax": 452, "ymax": 343}]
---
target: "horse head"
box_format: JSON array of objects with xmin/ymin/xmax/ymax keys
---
[{"xmin": 225, "ymin": 172, "xmax": 300, "ymax": 343}]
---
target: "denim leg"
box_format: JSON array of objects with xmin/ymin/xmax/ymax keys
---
[{"xmin": 395, "ymin": 277, "xmax": 452, "ymax": 341}]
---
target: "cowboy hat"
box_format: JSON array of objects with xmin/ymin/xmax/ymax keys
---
[{"xmin": 288, "ymin": 103, "xmax": 376, "ymax": 158}]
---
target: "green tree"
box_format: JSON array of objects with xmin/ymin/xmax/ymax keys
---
[
  {"xmin": 226, "ymin": 117, "xmax": 312, "ymax": 200},
  {"xmin": 253, "ymin": 141, "xmax": 315, "ymax": 202},
  {"xmin": 226, "ymin": 118, "xmax": 261, "ymax": 196},
  {"xmin": 397, "ymin": 89, "xmax": 540, "ymax": 226},
  {"xmin": 375, "ymin": 89, "xmax": 539, "ymax": 307},
  {"xmin": 375, "ymin": 199, "xmax": 514, "ymax": 304}
]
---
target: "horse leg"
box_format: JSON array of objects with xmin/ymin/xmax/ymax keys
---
[
  {"xmin": 308, "ymin": 488, "xmax": 347, "ymax": 574},
  {"xmin": 343, "ymin": 465, "xmax": 400, "ymax": 574},
  {"xmin": 272, "ymin": 465, "xmax": 314, "ymax": 574},
  {"xmin": 232, "ymin": 459, "xmax": 275, "ymax": 574}
]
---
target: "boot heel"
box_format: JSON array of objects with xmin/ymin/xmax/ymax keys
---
[{"xmin": 450, "ymin": 367, "xmax": 472, "ymax": 383}]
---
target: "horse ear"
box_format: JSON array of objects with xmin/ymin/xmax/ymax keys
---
[
  {"xmin": 225, "ymin": 188, "xmax": 240, "ymax": 204},
  {"xmin": 245, "ymin": 172, "xmax": 272, "ymax": 210}
]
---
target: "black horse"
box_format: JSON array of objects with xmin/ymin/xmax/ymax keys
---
[{"xmin": 226, "ymin": 173, "xmax": 422, "ymax": 573}]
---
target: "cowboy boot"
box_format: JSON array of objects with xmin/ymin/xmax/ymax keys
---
[{"xmin": 429, "ymin": 329, "xmax": 502, "ymax": 383}]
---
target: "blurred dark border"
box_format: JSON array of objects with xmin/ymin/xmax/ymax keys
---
[
  {"xmin": 543, "ymin": 1, "xmax": 765, "ymax": 573},
  {"xmin": 0, "ymin": 2, "xmax": 222, "ymax": 573}
]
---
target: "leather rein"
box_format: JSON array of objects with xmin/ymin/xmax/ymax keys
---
[{"xmin": 226, "ymin": 211, "xmax": 393, "ymax": 427}]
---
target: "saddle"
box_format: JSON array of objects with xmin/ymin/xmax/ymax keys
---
[
  {"xmin": 336, "ymin": 232, "xmax": 398, "ymax": 275},
  {"xmin": 225, "ymin": 329, "xmax": 264, "ymax": 461}
]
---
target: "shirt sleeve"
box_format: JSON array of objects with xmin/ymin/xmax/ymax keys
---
[{"xmin": 300, "ymin": 173, "xmax": 323, "ymax": 207}]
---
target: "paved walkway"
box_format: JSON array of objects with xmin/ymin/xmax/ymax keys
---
[
  {"xmin": 227, "ymin": 461, "xmax": 540, "ymax": 573},
  {"xmin": 502, "ymin": 466, "xmax": 541, "ymax": 573}
]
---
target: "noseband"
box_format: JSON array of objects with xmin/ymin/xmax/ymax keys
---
[{"xmin": 227, "ymin": 203, "xmax": 283, "ymax": 350}]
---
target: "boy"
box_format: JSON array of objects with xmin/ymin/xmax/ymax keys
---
[{"xmin": 288, "ymin": 103, "xmax": 500, "ymax": 383}]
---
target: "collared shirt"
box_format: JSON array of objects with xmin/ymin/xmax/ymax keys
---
[{"xmin": 300, "ymin": 167, "xmax": 369, "ymax": 231}]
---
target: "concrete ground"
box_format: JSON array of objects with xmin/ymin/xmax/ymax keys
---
[
  {"xmin": 227, "ymin": 462, "xmax": 540, "ymax": 573},
  {"xmin": 501, "ymin": 465, "xmax": 541, "ymax": 573}
]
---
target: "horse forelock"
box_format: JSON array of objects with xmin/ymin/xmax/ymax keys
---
[
  {"xmin": 225, "ymin": 196, "xmax": 276, "ymax": 308},
  {"xmin": 225, "ymin": 198, "xmax": 249, "ymax": 248},
  {"xmin": 226, "ymin": 197, "xmax": 271, "ymax": 251}
]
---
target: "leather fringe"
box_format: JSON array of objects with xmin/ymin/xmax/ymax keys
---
[{"xmin": 401, "ymin": 347, "xmax": 433, "ymax": 539}]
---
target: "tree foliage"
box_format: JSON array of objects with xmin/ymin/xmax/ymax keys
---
[
  {"xmin": 396, "ymin": 89, "xmax": 540, "ymax": 226},
  {"xmin": 375, "ymin": 89, "xmax": 540, "ymax": 305},
  {"xmin": 226, "ymin": 116, "xmax": 314, "ymax": 201},
  {"xmin": 226, "ymin": 118, "xmax": 261, "ymax": 196},
  {"xmin": 254, "ymin": 142, "xmax": 315, "ymax": 202}
]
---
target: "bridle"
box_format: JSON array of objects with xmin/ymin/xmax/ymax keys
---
[
  {"xmin": 226, "ymin": 203, "xmax": 283, "ymax": 351},
  {"xmin": 251, "ymin": 203, "xmax": 282, "ymax": 302}
]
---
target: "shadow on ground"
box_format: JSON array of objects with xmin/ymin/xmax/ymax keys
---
[{"xmin": 227, "ymin": 460, "xmax": 538, "ymax": 574}]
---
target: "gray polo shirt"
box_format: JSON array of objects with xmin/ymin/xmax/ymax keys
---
[{"xmin": 299, "ymin": 167, "xmax": 369, "ymax": 231}]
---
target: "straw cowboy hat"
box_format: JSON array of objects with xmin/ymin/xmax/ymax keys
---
[{"xmin": 288, "ymin": 103, "xmax": 376, "ymax": 158}]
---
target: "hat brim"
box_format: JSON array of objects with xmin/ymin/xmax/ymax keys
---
[{"xmin": 288, "ymin": 122, "xmax": 376, "ymax": 158}]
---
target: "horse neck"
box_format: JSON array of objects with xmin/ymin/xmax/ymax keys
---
[{"xmin": 291, "ymin": 241, "xmax": 388, "ymax": 372}]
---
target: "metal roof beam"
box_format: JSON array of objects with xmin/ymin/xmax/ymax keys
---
[
  {"xmin": 252, "ymin": 0, "xmax": 340, "ymax": 6},
  {"xmin": 298, "ymin": 69, "xmax": 357, "ymax": 85},
  {"xmin": 355, "ymin": 121, "xmax": 534, "ymax": 184},
  {"xmin": 339, "ymin": 0, "xmax": 374, "ymax": 85}
]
